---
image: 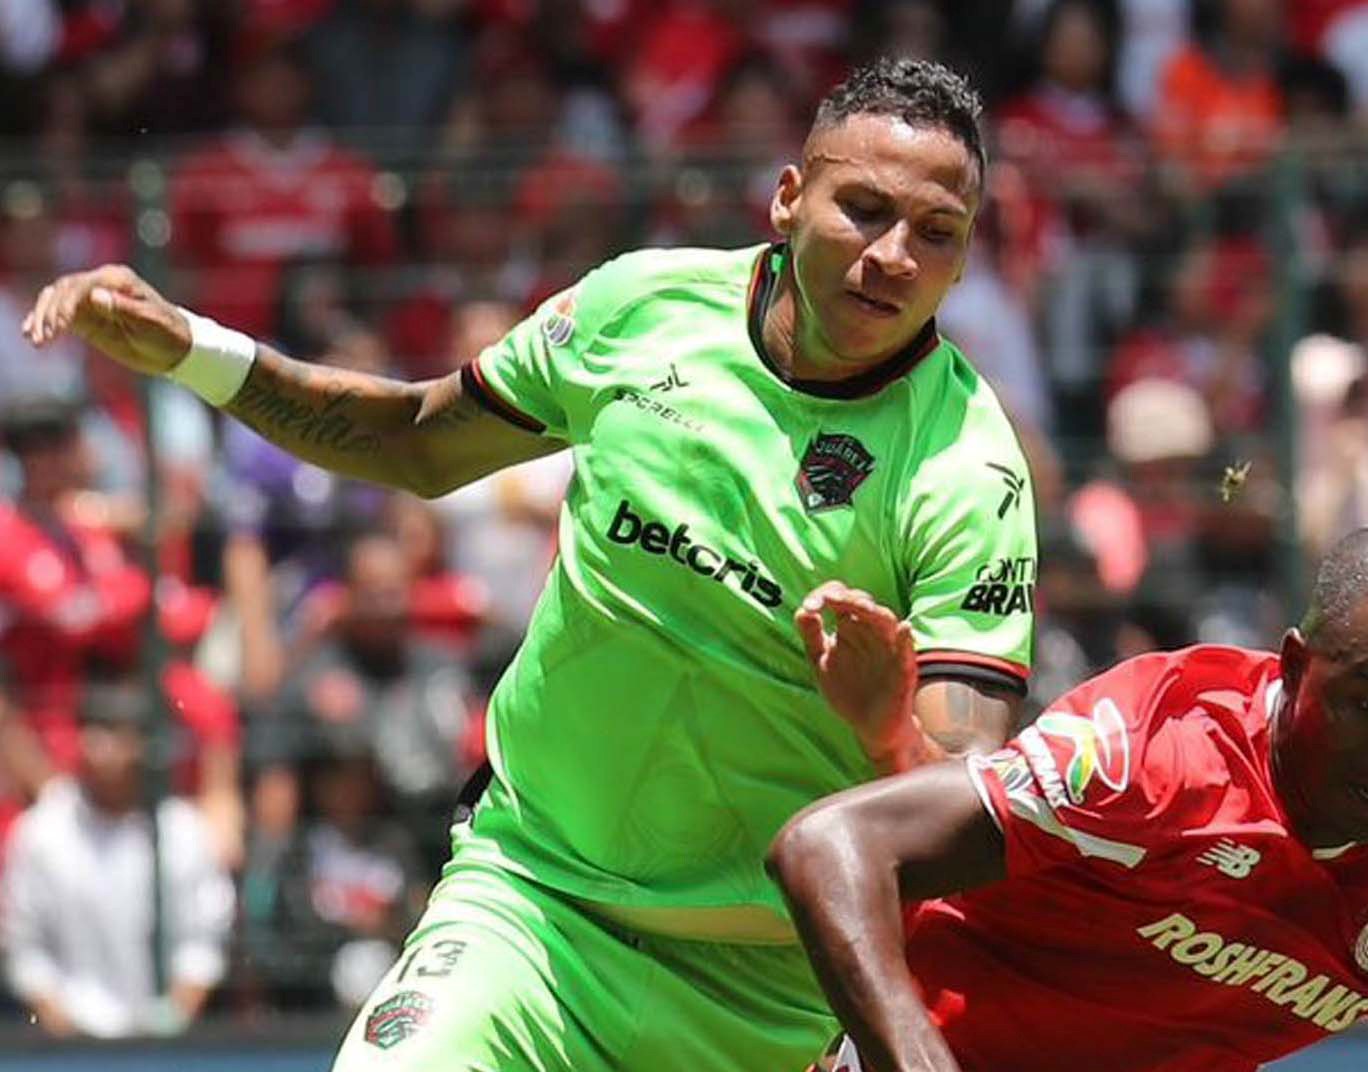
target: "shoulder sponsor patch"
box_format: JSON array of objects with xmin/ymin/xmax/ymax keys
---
[
  {"xmin": 1031, "ymin": 698, "xmax": 1131, "ymax": 805},
  {"xmin": 365, "ymin": 990, "xmax": 435, "ymax": 1050},
  {"xmin": 541, "ymin": 289, "xmax": 578, "ymax": 346}
]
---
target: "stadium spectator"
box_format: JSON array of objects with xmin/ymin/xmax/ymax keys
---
[
  {"xmin": 770, "ymin": 526, "xmax": 1368, "ymax": 1072},
  {"xmin": 0, "ymin": 399, "xmax": 243, "ymax": 862},
  {"xmin": 653, "ymin": 56, "xmax": 804, "ymax": 248},
  {"xmin": 79, "ymin": 0, "xmax": 236, "ymax": 138},
  {"xmin": 0, "ymin": 679, "xmax": 234, "ymax": 1038},
  {"xmin": 1113, "ymin": 0, "xmax": 1189, "ymax": 122},
  {"xmin": 623, "ymin": 0, "xmax": 746, "ymax": 150},
  {"xmin": 995, "ymin": 0, "xmax": 1144, "ymax": 424},
  {"xmin": 1106, "ymin": 235, "xmax": 1272, "ymax": 439},
  {"xmin": 305, "ymin": 0, "xmax": 467, "ymax": 156},
  {"xmin": 1152, "ymin": 0, "xmax": 1286, "ymax": 191},
  {"xmin": 255, "ymin": 531, "xmax": 483, "ymax": 872},
  {"xmin": 0, "ymin": 180, "xmax": 86, "ymax": 403},
  {"xmin": 0, "ymin": 398, "xmax": 151, "ymax": 829},
  {"xmin": 168, "ymin": 26, "xmax": 398, "ymax": 340},
  {"xmin": 238, "ymin": 734, "xmax": 426, "ymax": 1011}
]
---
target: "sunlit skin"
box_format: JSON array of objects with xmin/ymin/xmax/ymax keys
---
[
  {"xmin": 763, "ymin": 115, "xmax": 980, "ymax": 381},
  {"xmin": 1274, "ymin": 603, "xmax": 1368, "ymax": 850}
]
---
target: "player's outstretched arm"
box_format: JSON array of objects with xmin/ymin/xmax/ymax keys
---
[
  {"xmin": 21, "ymin": 265, "xmax": 561, "ymax": 497},
  {"xmin": 767, "ymin": 762, "xmax": 1005, "ymax": 1072}
]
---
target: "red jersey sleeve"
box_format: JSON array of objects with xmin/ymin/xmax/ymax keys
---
[{"xmin": 967, "ymin": 650, "xmax": 1217, "ymax": 876}]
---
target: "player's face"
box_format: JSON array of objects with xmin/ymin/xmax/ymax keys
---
[
  {"xmin": 1276, "ymin": 620, "xmax": 1368, "ymax": 847},
  {"xmin": 770, "ymin": 115, "xmax": 978, "ymax": 371}
]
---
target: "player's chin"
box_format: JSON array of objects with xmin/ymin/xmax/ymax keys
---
[{"xmin": 826, "ymin": 317, "xmax": 918, "ymax": 364}]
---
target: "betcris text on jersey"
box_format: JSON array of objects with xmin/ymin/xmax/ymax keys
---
[{"xmin": 606, "ymin": 499, "xmax": 783, "ymax": 609}]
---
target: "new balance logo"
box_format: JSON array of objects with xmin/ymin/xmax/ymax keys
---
[
  {"xmin": 1197, "ymin": 839, "xmax": 1261, "ymax": 879},
  {"xmin": 650, "ymin": 364, "xmax": 689, "ymax": 392},
  {"xmin": 986, "ymin": 463, "xmax": 1025, "ymax": 519}
]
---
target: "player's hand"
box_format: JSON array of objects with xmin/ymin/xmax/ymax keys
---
[
  {"xmin": 797, "ymin": 581, "xmax": 934, "ymax": 772},
  {"xmin": 21, "ymin": 264, "xmax": 190, "ymax": 376}
]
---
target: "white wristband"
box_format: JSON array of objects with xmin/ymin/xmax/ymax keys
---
[{"xmin": 168, "ymin": 308, "xmax": 256, "ymax": 405}]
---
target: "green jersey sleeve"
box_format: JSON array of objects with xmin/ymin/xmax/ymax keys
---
[
  {"xmin": 903, "ymin": 385, "xmax": 1037, "ymax": 692},
  {"xmin": 465, "ymin": 255, "xmax": 642, "ymax": 443}
]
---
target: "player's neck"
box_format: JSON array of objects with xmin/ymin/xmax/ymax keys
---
[{"xmin": 760, "ymin": 257, "xmax": 925, "ymax": 384}]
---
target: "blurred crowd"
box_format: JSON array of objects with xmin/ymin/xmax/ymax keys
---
[{"xmin": 0, "ymin": 0, "xmax": 1366, "ymax": 1038}]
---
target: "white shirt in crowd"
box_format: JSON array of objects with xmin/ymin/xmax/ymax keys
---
[{"xmin": 1, "ymin": 778, "xmax": 234, "ymax": 1038}]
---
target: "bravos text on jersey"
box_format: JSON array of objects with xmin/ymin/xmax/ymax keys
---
[
  {"xmin": 606, "ymin": 499, "xmax": 783, "ymax": 609},
  {"xmin": 961, "ymin": 556, "xmax": 1036, "ymax": 616}
]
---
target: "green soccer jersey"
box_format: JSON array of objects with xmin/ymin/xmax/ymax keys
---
[{"xmin": 457, "ymin": 243, "xmax": 1036, "ymax": 920}]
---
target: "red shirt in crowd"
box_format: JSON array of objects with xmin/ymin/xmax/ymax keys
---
[
  {"xmin": 170, "ymin": 130, "xmax": 397, "ymax": 339},
  {"xmin": 895, "ymin": 646, "xmax": 1368, "ymax": 1071},
  {"xmin": 0, "ymin": 503, "xmax": 238, "ymax": 839}
]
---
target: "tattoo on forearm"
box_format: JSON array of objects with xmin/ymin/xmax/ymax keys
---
[{"xmin": 231, "ymin": 383, "xmax": 384, "ymax": 455}]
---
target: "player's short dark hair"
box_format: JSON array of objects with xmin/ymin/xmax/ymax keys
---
[
  {"xmin": 1302, "ymin": 528, "xmax": 1368, "ymax": 651},
  {"xmin": 808, "ymin": 57, "xmax": 986, "ymax": 183}
]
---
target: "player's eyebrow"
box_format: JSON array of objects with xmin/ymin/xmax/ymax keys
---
[{"xmin": 836, "ymin": 175, "xmax": 970, "ymax": 220}]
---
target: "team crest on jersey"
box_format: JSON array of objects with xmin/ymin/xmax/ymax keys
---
[
  {"xmin": 364, "ymin": 990, "xmax": 434, "ymax": 1050},
  {"xmin": 1033, "ymin": 698, "xmax": 1130, "ymax": 806},
  {"xmin": 541, "ymin": 289, "xmax": 578, "ymax": 346},
  {"xmin": 796, "ymin": 433, "xmax": 876, "ymax": 513},
  {"xmin": 1356, "ymin": 924, "xmax": 1368, "ymax": 974}
]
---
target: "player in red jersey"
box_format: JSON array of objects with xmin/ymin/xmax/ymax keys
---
[{"xmin": 769, "ymin": 527, "xmax": 1368, "ymax": 1072}]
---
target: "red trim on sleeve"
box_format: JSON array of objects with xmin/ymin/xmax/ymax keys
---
[
  {"xmin": 461, "ymin": 361, "xmax": 546, "ymax": 434},
  {"xmin": 917, "ymin": 650, "xmax": 1030, "ymax": 681}
]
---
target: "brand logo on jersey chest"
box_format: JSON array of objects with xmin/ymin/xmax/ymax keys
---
[
  {"xmin": 796, "ymin": 433, "xmax": 876, "ymax": 513},
  {"xmin": 1197, "ymin": 839, "xmax": 1262, "ymax": 879}
]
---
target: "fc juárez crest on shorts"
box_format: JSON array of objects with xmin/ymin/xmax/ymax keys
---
[
  {"xmin": 365, "ymin": 990, "xmax": 435, "ymax": 1050},
  {"xmin": 797, "ymin": 433, "xmax": 876, "ymax": 513}
]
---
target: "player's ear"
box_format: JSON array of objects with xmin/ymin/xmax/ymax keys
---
[
  {"xmin": 1280, "ymin": 628, "xmax": 1309, "ymax": 698},
  {"xmin": 770, "ymin": 165, "xmax": 803, "ymax": 237}
]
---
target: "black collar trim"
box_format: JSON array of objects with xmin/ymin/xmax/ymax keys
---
[{"xmin": 745, "ymin": 243, "xmax": 941, "ymax": 400}]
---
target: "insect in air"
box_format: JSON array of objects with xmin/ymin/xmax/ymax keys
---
[{"xmin": 1220, "ymin": 460, "xmax": 1252, "ymax": 504}]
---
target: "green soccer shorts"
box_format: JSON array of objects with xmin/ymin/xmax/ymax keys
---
[{"xmin": 330, "ymin": 861, "xmax": 836, "ymax": 1072}]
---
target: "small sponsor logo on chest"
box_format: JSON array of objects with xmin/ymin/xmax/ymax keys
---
[{"xmin": 1198, "ymin": 839, "xmax": 1263, "ymax": 879}]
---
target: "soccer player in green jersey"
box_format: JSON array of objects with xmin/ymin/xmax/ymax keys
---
[{"xmin": 25, "ymin": 58, "xmax": 1036, "ymax": 1072}]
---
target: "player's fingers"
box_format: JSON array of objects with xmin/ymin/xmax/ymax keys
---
[
  {"xmin": 794, "ymin": 606, "xmax": 830, "ymax": 668},
  {"xmin": 47, "ymin": 276, "xmax": 95, "ymax": 339},
  {"xmin": 28, "ymin": 282, "xmax": 63, "ymax": 343},
  {"xmin": 826, "ymin": 597, "xmax": 901, "ymax": 639},
  {"xmin": 800, "ymin": 580, "xmax": 854, "ymax": 612},
  {"xmin": 817, "ymin": 585, "xmax": 887, "ymax": 615}
]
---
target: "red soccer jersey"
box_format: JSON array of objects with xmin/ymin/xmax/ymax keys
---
[{"xmin": 906, "ymin": 645, "xmax": 1368, "ymax": 1072}]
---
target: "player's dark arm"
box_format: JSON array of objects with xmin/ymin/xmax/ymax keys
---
[
  {"xmin": 767, "ymin": 762, "xmax": 1005, "ymax": 1072},
  {"xmin": 912, "ymin": 678, "xmax": 1021, "ymax": 759},
  {"xmin": 21, "ymin": 264, "xmax": 563, "ymax": 498}
]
